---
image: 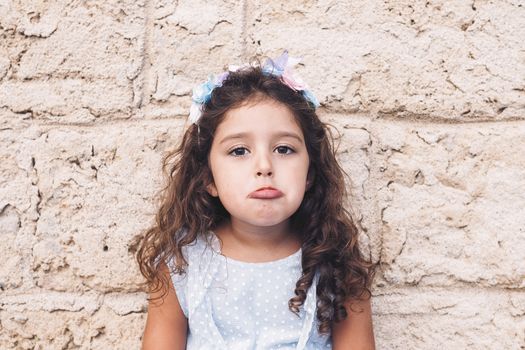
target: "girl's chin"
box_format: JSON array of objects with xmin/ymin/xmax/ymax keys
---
[{"xmin": 232, "ymin": 215, "xmax": 293, "ymax": 229}]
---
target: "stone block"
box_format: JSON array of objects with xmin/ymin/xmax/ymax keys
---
[
  {"xmin": 0, "ymin": 116, "xmax": 41, "ymax": 291},
  {"xmin": 374, "ymin": 120, "xmax": 525, "ymax": 287},
  {"xmin": 0, "ymin": 305, "xmax": 144, "ymax": 349},
  {"xmin": 373, "ymin": 288, "xmax": 525, "ymax": 349},
  {"xmin": 321, "ymin": 115, "xmax": 379, "ymax": 260},
  {"xmin": 0, "ymin": 1, "xmax": 146, "ymax": 120},
  {"xmin": 245, "ymin": 0, "xmax": 525, "ymax": 120},
  {"xmin": 144, "ymin": 0, "xmax": 244, "ymax": 118}
]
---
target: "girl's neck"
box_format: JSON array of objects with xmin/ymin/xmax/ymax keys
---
[{"xmin": 213, "ymin": 218, "xmax": 301, "ymax": 262}]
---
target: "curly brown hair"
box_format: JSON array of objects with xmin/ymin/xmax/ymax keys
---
[{"xmin": 135, "ymin": 62, "xmax": 375, "ymax": 335}]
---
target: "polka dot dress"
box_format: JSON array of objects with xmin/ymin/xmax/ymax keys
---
[{"xmin": 168, "ymin": 232, "xmax": 332, "ymax": 349}]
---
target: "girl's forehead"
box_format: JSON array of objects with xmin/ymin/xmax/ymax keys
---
[{"xmin": 218, "ymin": 99, "xmax": 302, "ymax": 134}]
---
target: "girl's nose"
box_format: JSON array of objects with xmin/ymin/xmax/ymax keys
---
[
  {"xmin": 255, "ymin": 152, "xmax": 273, "ymax": 177},
  {"xmin": 256, "ymin": 169, "xmax": 273, "ymax": 177}
]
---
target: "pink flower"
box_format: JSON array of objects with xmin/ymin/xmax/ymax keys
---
[{"xmin": 281, "ymin": 68, "xmax": 308, "ymax": 91}]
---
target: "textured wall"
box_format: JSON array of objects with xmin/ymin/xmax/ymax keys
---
[{"xmin": 1, "ymin": 0, "xmax": 524, "ymax": 349}]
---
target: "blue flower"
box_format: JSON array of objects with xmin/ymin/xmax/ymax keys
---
[
  {"xmin": 262, "ymin": 50, "xmax": 288, "ymax": 76},
  {"xmin": 192, "ymin": 75, "xmax": 219, "ymax": 105},
  {"xmin": 302, "ymin": 89, "xmax": 320, "ymax": 108}
]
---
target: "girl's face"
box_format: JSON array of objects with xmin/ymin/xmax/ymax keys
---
[{"xmin": 207, "ymin": 98, "xmax": 310, "ymax": 229}]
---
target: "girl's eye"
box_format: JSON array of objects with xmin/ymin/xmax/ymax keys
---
[
  {"xmin": 229, "ymin": 147, "xmax": 249, "ymax": 156},
  {"xmin": 275, "ymin": 146, "xmax": 294, "ymax": 155}
]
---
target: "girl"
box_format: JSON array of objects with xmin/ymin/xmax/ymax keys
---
[{"xmin": 136, "ymin": 51, "xmax": 376, "ymax": 349}]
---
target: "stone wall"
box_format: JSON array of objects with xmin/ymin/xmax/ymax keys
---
[{"xmin": 1, "ymin": 0, "xmax": 524, "ymax": 349}]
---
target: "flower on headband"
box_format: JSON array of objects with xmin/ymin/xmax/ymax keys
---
[
  {"xmin": 188, "ymin": 50, "xmax": 319, "ymax": 125},
  {"xmin": 263, "ymin": 51, "xmax": 305, "ymax": 88},
  {"xmin": 264, "ymin": 51, "xmax": 319, "ymax": 108},
  {"xmin": 188, "ymin": 72, "xmax": 228, "ymax": 124},
  {"xmin": 301, "ymin": 89, "xmax": 320, "ymax": 107},
  {"xmin": 282, "ymin": 70, "xmax": 307, "ymax": 91}
]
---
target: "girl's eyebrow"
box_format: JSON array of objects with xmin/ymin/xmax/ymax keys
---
[{"xmin": 219, "ymin": 131, "xmax": 304, "ymax": 145}]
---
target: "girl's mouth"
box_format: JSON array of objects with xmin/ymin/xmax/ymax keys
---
[{"xmin": 248, "ymin": 187, "xmax": 284, "ymax": 199}]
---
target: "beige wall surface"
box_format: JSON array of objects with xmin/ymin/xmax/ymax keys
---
[{"xmin": 1, "ymin": 0, "xmax": 524, "ymax": 349}]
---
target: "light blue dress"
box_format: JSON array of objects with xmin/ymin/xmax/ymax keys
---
[{"xmin": 167, "ymin": 232, "xmax": 332, "ymax": 349}]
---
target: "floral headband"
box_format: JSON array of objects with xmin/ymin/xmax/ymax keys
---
[{"xmin": 188, "ymin": 50, "xmax": 320, "ymax": 125}]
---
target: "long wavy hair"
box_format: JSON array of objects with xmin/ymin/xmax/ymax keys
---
[{"xmin": 135, "ymin": 62, "xmax": 375, "ymax": 335}]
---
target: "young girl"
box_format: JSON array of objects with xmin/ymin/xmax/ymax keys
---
[{"xmin": 136, "ymin": 51, "xmax": 376, "ymax": 349}]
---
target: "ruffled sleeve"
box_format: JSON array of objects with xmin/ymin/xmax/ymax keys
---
[
  {"xmin": 297, "ymin": 270, "xmax": 325, "ymax": 349},
  {"xmin": 171, "ymin": 234, "xmax": 229, "ymax": 349},
  {"xmin": 165, "ymin": 234, "xmax": 223, "ymax": 320},
  {"xmin": 166, "ymin": 257, "xmax": 190, "ymax": 318}
]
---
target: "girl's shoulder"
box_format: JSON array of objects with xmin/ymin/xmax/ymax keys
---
[
  {"xmin": 165, "ymin": 231, "xmax": 220, "ymax": 278},
  {"xmin": 166, "ymin": 231, "xmax": 223, "ymax": 319},
  {"xmin": 167, "ymin": 230, "xmax": 221, "ymax": 278},
  {"xmin": 182, "ymin": 231, "xmax": 221, "ymax": 263}
]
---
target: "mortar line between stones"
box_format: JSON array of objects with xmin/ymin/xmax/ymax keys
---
[
  {"xmin": 136, "ymin": 0, "xmax": 154, "ymax": 111},
  {"xmin": 371, "ymin": 114, "xmax": 525, "ymax": 125},
  {"xmin": 241, "ymin": 0, "xmax": 249, "ymax": 60},
  {"xmin": 16, "ymin": 114, "xmax": 525, "ymax": 129},
  {"xmin": 1, "ymin": 285, "xmax": 523, "ymax": 301}
]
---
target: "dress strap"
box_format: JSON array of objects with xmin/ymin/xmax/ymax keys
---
[
  {"xmin": 185, "ymin": 234, "xmax": 222, "ymax": 316},
  {"xmin": 185, "ymin": 234, "xmax": 229, "ymax": 349},
  {"xmin": 296, "ymin": 270, "xmax": 320, "ymax": 349}
]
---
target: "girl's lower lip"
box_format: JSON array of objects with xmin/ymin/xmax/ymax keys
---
[{"xmin": 249, "ymin": 189, "xmax": 284, "ymax": 199}]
